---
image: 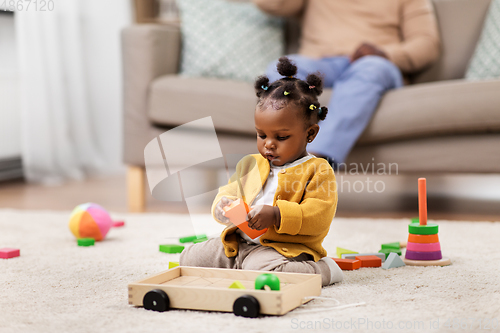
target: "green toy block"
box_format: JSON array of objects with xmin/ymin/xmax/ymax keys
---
[
  {"xmin": 77, "ymin": 238, "xmax": 95, "ymax": 246},
  {"xmin": 379, "ymin": 248, "xmax": 402, "ymax": 259},
  {"xmin": 381, "ymin": 242, "xmax": 400, "ymax": 250},
  {"xmin": 382, "ymin": 252, "xmax": 406, "ymax": 269},
  {"xmin": 169, "ymin": 262, "xmax": 179, "ymax": 269},
  {"xmin": 411, "ymin": 217, "xmax": 419, "ymax": 224},
  {"xmin": 336, "ymin": 247, "xmax": 358, "ymax": 258},
  {"xmin": 193, "ymin": 236, "xmax": 208, "ymax": 244},
  {"xmin": 159, "ymin": 244, "xmax": 184, "ymax": 254},
  {"xmin": 179, "ymin": 234, "xmax": 207, "ymax": 243},
  {"xmin": 229, "ymin": 280, "xmax": 246, "ymax": 289}
]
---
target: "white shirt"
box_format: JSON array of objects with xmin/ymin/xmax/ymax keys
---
[{"xmin": 237, "ymin": 154, "xmax": 315, "ymax": 244}]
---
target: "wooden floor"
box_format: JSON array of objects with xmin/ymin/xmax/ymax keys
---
[{"xmin": 1, "ymin": 175, "xmax": 499, "ymax": 221}]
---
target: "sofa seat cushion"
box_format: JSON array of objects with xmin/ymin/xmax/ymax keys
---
[
  {"xmin": 358, "ymin": 79, "xmax": 500, "ymax": 144},
  {"xmin": 149, "ymin": 76, "xmax": 500, "ymax": 144},
  {"xmin": 149, "ymin": 75, "xmax": 257, "ymax": 135}
]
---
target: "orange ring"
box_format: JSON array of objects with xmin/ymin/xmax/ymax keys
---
[{"xmin": 408, "ymin": 234, "xmax": 439, "ymax": 243}]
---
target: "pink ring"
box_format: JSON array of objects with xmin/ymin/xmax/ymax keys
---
[{"xmin": 407, "ymin": 241, "xmax": 441, "ymax": 252}]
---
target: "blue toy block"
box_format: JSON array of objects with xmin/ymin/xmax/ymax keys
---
[{"xmin": 382, "ymin": 252, "xmax": 406, "ymax": 269}]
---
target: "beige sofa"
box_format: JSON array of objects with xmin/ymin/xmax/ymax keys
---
[{"xmin": 122, "ymin": 0, "xmax": 500, "ymax": 212}]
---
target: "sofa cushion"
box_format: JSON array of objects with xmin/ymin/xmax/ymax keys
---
[
  {"xmin": 149, "ymin": 76, "xmax": 500, "ymax": 144},
  {"xmin": 176, "ymin": 0, "xmax": 284, "ymax": 82},
  {"xmin": 465, "ymin": 0, "xmax": 500, "ymax": 80},
  {"xmin": 358, "ymin": 79, "xmax": 500, "ymax": 144},
  {"xmin": 149, "ymin": 76, "xmax": 258, "ymax": 135}
]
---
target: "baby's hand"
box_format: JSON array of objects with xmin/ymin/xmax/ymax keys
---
[
  {"xmin": 247, "ymin": 205, "xmax": 281, "ymax": 230},
  {"xmin": 214, "ymin": 196, "xmax": 234, "ymax": 225}
]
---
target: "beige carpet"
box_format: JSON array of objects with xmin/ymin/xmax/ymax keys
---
[{"xmin": 1, "ymin": 209, "xmax": 499, "ymax": 333}]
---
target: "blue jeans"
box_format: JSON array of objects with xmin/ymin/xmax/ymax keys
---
[{"xmin": 266, "ymin": 55, "xmax": 403, "ymax": 164}]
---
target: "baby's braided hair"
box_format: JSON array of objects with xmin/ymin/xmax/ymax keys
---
[{"xmin": 254, "ymin": 56, "xmax": 328, "ymax": 125}]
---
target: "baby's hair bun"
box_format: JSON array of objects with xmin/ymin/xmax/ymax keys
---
[
  {"xmin": 318, "ymin": 106, "xmax": 328, "ymax": 121},
  {"xmin": 277, "ymin": 56, "xmax": 297, "ymax": 78},
  {"xmin": 254, "ymin": 75, "xmax": 270, "ymax": 97},
  {"xmin": 306, "ymin": 73, "xmax": 323, "ymax": 96}
]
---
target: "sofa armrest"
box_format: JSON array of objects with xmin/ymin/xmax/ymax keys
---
[{"xmin": 121, "ymin": 24, "xmax": 181, "ymax": 165}]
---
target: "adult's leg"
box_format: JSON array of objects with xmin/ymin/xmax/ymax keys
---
[
  {"xmin": 308, "ymin": 55, "xmax": 403, "ymax": 164},
  {"xmin": 265, "ymin": 54, "xmax": 349, "ymax": 87}
]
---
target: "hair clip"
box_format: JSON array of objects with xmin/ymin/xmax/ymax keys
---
[
  {"xmin": 284, "ymin": 91, "xmax": 290, "ymax": 96},
  {"xmin": 261, "ymin": 85, "xmax": 268, "ymax": 91},
  {"xmin": 309, "ymin": 85, "xmax": 316, "ymax": 89},
  {"xmin": 288, "ymin": 76, "xmax": 294, "ymax": 79},
  {"xmin": 318, "ymin": 107, "xmax": 323, "ymax": 116},
  {"xmin": 309, "ymin": 104, "xmax": 317, "ymax": 110}
]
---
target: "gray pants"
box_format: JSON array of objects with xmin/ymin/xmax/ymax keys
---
[{"xmin": 180, "ymin": 236, "xmax": 332, "ymax": 286}]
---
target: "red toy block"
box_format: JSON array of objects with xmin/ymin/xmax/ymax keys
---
[
  {"xmin": 0, "ymin": 248, "xmax": 20, "ymax": 259},
  {"xmin": 355, "ymin": 255, "xmax": 382, "ymax": 268},
  {"xmin": 333, "ymin": 258, "xmax": 361, "ymax": 270},
  {"xmin": 223, "ymin": 199, "xmax": 267, "ymax": 239},
  {"xmin": 113, "ymin": 220, "xmax": 125, "ymax": 227}
]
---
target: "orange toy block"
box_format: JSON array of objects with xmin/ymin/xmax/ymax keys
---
[
  {"xmin": 333, "ymin": 258, "xmax": 361, "ymax": 271},
  {"xmin": 355, "ymin": 255, "xmax": 382, "ymax": 268},
  {"xmin": 223, "ymin": 199, "xmax": 267, "ymax": 239}
]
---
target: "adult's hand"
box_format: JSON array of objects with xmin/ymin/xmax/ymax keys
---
[{"xmin": 350, "ymin": 42, "xmax": 389, "ymax": 62}]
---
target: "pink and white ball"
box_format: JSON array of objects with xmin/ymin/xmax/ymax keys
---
[{"xmin": 69, "ymin": 203, "xmax": 113, "ymax": 241}]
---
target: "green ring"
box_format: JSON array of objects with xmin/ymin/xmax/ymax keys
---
[
  {"xmin": 408, "ymin": 222, "xmax": 438, "ymax": 235},
  {"xmin": 254, "ymin": 273, "xmax": 280, "ymax": 291}
]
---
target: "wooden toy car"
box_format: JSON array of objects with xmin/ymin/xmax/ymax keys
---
[{"xmin": 128, "ymin": 266, "xmax": 321, "ymax": 317}]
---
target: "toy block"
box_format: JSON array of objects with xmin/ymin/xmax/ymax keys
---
[
  {"xmin": 179, "ymin": 234, "xmax": 207, "ymax": 243},
  {"xmin": 0, "ymin": 248, "xmax": 20, "ymax": 259},
  {"xmin": 382, "ymin": 252, "xmax": 406, "ymax": 269},
  {"xmin": 411, "ymin": 217, "xmax": 419, "ymax": 224},
  {"xmin": 336, "ymin": 247, "xmax": 358, "ymax": 258},
  {"xmin": 381, "ymin": 242, "xmax": 400, "ymax": 250},
  {"xmin": 406, "ymin": 241, "xmax": 440, "ymax": 252},
  {"xmin": 355, "ymin": 255, "xmax": 382, "ymax": 268},
  {"xmin": 408, "ymin": 234, "xmax": 439, "ymax": 243},
  {"xmin": 332, "ymin": 258, "xmax": 361, "ymax": 270},
  {"xmin": 229, "ymin": 280, "xmax": 246, "ymax": 289},
  {"xmin": 223, "ymin": 198, "xmax": 267, "ymax": 239},
  {"xmin": 192, "ymin": 236, "xmax": 208, "ymax": 244},
  {"xmin": 159, "ymin": 244, "xmax": 184, "ymax": 254},
  {"xmin": 342, "ymin": 252, "xmax": 385, "ymax": 262},
  {"xmin": 408, "ymin": 222, "xmax": 438, "ymax": 235},
  {"xmin": 405, "ymin": 250, "xmax": 442, "ymax": 260},
  {"xmin": 77, "ymin": 238, "xmax": 95, "ymax": 246},
  {"xmin": 378, "ymin": 248, "xmax": 402, "ymax": 259},
  {"xmin": 113, "ymin": 220, "xmax": 125, "ymax": 227},
  {"xmin": 169, "ymin": 262, "xmax": 179, "ymax": 269}
]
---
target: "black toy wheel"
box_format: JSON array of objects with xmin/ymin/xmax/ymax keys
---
[
  {"xmin": 143, "ymin": 289, "xmax": 170, "ymax": 312},
  {"xmin": 233, "ymin": 295, "xmax": 260, "ymax": 318}
]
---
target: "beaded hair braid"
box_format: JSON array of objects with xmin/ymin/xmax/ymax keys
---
[{"xmin": 254, "ymin": 56, "xmax": 329, "ymax": 125}]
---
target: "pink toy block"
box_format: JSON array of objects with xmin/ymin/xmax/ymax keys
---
[
  {"xmin": 0, "ymin": 248, "xmax": 20, "ymax": 259},
  {"xmin": 113, "ymin": 220, "xmax": 125, "ymax": 227},
  {"xmin": 406, "ymin": 241, "xmax": 441, "ymax": 252}
]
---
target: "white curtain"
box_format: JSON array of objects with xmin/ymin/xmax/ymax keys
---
[{"xmin": 15, "ymin": 0, "xmax": 132, "ymax": 185}]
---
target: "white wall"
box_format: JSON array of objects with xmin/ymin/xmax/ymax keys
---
[{"xmin": 0, "ymin": 13, "xmax": 21, "ymax": 160}]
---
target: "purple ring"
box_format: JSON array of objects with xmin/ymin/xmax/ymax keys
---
[{"xmin": 405, "ymin": 250, "xmax": 442, "ymax": 260}]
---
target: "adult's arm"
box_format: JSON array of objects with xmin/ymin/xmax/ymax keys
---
[
  {"xmin": 252, "ymin": 0, "xmax": 305, "ymax": 17},
  {"xmin": 381, "ymin": 0, "xmax": 441, "ymax": 73}
]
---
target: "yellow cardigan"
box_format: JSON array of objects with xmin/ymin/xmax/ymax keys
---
[{"xmin": 211, "ymin": 154, "xmax": 338, "ymax": 261}]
